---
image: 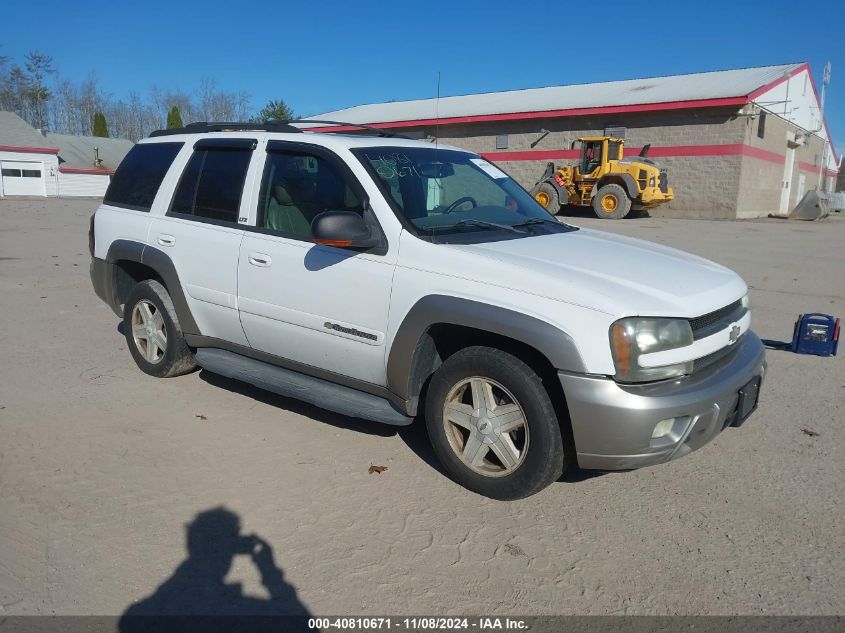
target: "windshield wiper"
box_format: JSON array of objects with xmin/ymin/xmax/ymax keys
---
[
  {"xmin": 511, "ymin": 217, "xmax": 575, "ymax": 232},
  {"xmin": 512, "ymin": 217, "xmax": 559, "ymax": 227},
  {"xmin": 450, "ymin": 219, "xmax": 526, "ymax": 234}
]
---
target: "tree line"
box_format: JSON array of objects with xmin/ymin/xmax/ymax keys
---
[{"xmin": 0, "ymin": 48, "xmax": 294, "ymax": 142}]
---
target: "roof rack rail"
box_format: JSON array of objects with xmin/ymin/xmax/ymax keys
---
[
  {"xmin": 147, "ymin": 119, "xmax": 412, "ymax": 140},
  {"xmin": 287, "ymin": 119, "xmax": 411, "ymax": 139},
  {"xmin": 148, "ymin": 121, "xmax": 303, "ymax": 137}
]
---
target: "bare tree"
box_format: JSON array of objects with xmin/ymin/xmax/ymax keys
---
[
  {"xmin": 1, "ymin": 47, "xmax": 261, "ymax": 140},
  {"xmin": 150, "ymin": 85, "xmax": 196, "ymax": 127},
  {"xmin": 24, "ymin": 51, "xmax": 54, "ymax": 130},
  {"xmin": 196, "ymin": 77, "xmax": 251, "ymax": 122}
]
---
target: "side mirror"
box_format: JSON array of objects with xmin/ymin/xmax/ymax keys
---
[{"xmin": 311, "ymin": 211, "xmax": 379, "ymax": 249}]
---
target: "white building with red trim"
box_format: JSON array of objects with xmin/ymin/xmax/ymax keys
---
[
  {"xmin": 310, "ymin": 63, "xmax": 839, "ymax": 219},
  {"xmin": 0, "ymin": 111, "xmax": 132, "ymax": 198},
  {"xmin": 0, "ymin": 111, "xmax": 60, "ymax": 197}
]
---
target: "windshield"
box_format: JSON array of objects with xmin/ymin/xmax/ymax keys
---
[{"xmin": 352, "ymin": 146, "xmax": 574, "ymax": 242}]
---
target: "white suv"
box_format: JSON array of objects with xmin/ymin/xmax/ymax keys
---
[{"xmin": 90, "ymin": 121, "xmax": 766, "ymax": 499}]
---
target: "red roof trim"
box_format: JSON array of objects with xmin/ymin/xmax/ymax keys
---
[
  {"xmin": 803, "ymin": 64, "xmax": 839, "ymax": 164},
  {"xmin": 0, "ymin": 144, "xmax": 60, "ymax": 155},
  {"xmin": 58, "ymin": 167, "xmax": 114, "ymax": 175},
  {"xmin": 747, "ymin": 63, "xmax": 839, "ymax": 164},
  {"xmin": 746, "ymin": 63, "xmax": 808, "ymax": 100},
  {"xmin": 304, "ymin": 96, "xmax": 749, "ymax": 133}
]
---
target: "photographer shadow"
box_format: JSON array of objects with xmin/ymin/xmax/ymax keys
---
[{"xmin": 120, "ymin": 507, "xmax": 312, "ymax": 631}]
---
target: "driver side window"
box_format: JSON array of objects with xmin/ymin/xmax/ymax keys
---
[{"xmin": 257, "ymin": 151, "xmax": 363, "ymax": 240}]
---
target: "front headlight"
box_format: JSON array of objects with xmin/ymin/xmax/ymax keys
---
[
  {"xmin": 610, "ymin": 317, "xmax": 694, "ymax": 383},
  {"xmin": 741, "ymin": 293, "xmax": 750, "ymax": 310},
  {"xmin": 649, "ymin": 177, "xmax": 656, "ymax": 187}
]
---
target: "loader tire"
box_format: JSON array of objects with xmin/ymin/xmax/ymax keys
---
[
  {"xmin": 533, "ymin": 182, "xmax": 561, "ymax": 215},
  {"xmin": 592, "ymin": 184, "xmax": 632, "ymax": 219}
]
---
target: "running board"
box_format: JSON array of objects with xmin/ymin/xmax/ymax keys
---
[{"xmin": 194, "ymin": 348, "xmax": 414, "ymax": 426}]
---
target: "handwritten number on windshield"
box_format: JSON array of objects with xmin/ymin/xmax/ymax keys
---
[{"xmin": 366, "ymin": 153, "xmax": 420, "ymax": 180}]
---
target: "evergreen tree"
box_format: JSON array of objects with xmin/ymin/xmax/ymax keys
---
[
  {"xmin": 256, "ymin": 99, "xmax": 294, "ymax": 123},
  {"xmin": 166, "ymin": 106, "xmax": 183, "ymax": 129},
  {"xmin": 92, "ymin": 111, "xmax": 109, "ymax": 137}
]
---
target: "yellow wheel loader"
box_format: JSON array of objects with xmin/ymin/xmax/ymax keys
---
[{"xmin": 530, "ymin": 137, "xmax": 674, "ymax": 219}]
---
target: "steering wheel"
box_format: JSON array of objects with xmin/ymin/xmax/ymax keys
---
[{"xmin": 443, "ymin": 196, "xmax": 478, "ymax": 214}]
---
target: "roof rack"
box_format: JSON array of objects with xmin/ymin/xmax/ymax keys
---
[
  {"xmin": 147, "ymin": 119, "xmax": 411, "ymax": 139},
  {"xmin": 149, "ymin": 121, "xmax": 303, "ymax": 137},
  {"xmin": 287, "ymin": 119, "xmax": 410, "ymax": 139}
]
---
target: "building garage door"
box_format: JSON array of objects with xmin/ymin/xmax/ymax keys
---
[{"xmin": 1, "ymin": 160, "xmax": 46, "ymax": 196}]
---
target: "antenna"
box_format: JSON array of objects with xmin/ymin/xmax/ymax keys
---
[
  {"xmin": 817, "ymin": 62, "xmax": 832, "ymax": 190},
  {"xmin": 435, "ymin": 71, "xmax": 441, "ymax": 148},
  {"xmin": 820, "ymin": 61, "xmax": 831, "ymax": 112}
]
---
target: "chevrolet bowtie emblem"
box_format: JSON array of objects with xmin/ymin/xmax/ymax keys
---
[{"xmin": 728, "ymin": 324, "xmax": 741, "ymax": 344}]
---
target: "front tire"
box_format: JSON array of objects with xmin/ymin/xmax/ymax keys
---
[
  {"xmin": 532, "ymin": 182, "xmax": 561, "ymax": 215},
  {"xmin": 425, "ymin": 347, "xmax": 566, "ymax": 499},
  {"xmin": 592, "ymin": 183, "xmax": 632, "ymax": 219},
  {"xmin": 123, "ymin": 279, "xmax": 196, "ymax": 378}
]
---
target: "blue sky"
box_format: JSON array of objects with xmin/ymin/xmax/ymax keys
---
[{"xmin": 2, "ymin": 0, "xmax": 843, "ymax": 152}]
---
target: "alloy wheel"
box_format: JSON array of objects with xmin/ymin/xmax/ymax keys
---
[
  {"xmin": 131, "ymin": 299, "xmax": 167, "ymax": 364},
  {"xmin": 442, "ymin": 377, "xmax": 530, "ymax": 477}
]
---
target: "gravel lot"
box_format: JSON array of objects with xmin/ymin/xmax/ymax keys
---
[{"xmin": 0, "ymin": 198, "xmax": 842, "ymax": 617}]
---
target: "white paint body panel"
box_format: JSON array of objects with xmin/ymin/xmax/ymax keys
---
[
  {"xmin": 237, "ymin": 234, "xmax": 395, "ymax": 384},
  {"xmin": 149, "ymin": 214, "xmax": 248, "ymax": 345},
  {"xmin": 235, "ymin": 140, "xmax": 401, "ymax": 385}
]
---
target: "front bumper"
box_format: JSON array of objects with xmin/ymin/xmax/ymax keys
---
[{"xmin": 560, "ymin": 331, "xmax": 766, "ymax": 470}]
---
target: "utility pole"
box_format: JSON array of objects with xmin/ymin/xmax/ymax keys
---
[{"xmin": 817, "ymin": 62, "xmax": 831, "ymax": 191}]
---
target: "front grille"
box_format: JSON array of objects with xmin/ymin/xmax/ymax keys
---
[
  {"xmin": 658, "ymin": 170, "xmax": 668, "ymax": 193},
  {"xmin": 688, "ymin": 300, "xmax": 745, "ymax": 340},
  {"xmin": 693, "ymin": 337, "xmax": 743, "ymax": 373}
]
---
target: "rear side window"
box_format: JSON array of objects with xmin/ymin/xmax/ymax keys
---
[
  {"xmin": 104, "ymin": 142, "xmax": 183, "ymax": 211},
  {"xmin": 170, "ymin": 146, "xmax": 252, "ymax": 224}
]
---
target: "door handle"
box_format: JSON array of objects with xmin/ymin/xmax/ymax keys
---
[
  {"xmin": 248, "ymin": 253, "xmax": 272, "ymax": 267},
  {"xmin": 157, "ymin": 234, "xmax": 176, "ymax": 247}
]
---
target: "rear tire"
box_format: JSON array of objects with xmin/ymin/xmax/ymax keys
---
[
  {"xmin": 532, "ymin": 182, "xmax": 561, "ymax": 215},
  {"xmin": 592, "ymin": 183, "xmax": 632, "ymax": 219},
  {"xmin": 123, "ymin": 279, "xmax": 196, "ymax": 378},
  {"xmin": 425, "ymin": 346, "xmax": 566, "ymax": 500}
]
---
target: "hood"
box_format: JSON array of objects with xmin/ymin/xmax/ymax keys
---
[
  {"xmin": 447, "ymin": 228, "xmax": 747, "ymax": 318},
  {"xmin": 619, "ymin": 156, "xmax": 663, "ymax": 169}
]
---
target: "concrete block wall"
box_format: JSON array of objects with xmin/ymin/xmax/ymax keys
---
[
  {"xmin": 737, "ymin": 110, "xmax": 828, "ymax": 217},
  {"xmin": 395, "ymin": 108, "xmax": 750, "ymax": 219}
]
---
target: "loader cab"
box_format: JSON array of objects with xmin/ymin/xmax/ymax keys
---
[
  {"xmin": 572, "ymin": 137, "xmax": 620, "ymax": 178},
  {"xmin": 580, "ymin": 140, "xmax": 604, "ymax": 176}
]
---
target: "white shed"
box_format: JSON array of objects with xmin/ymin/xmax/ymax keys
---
[
  {"xmin": 0, "ymin": 112, "xmax": 59, "ymax": 197},
  {"xmin": 0, "ymin": 111, "xmax": 134, "ymax": 198},
  {"xmin": 47, "ymin": 133, "xmax": 134, "ymax": 197}
]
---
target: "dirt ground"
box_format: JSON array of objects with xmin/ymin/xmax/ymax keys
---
[{"xmin": 0, "ymin": 198, "xmax": 842, "ymax": 617}]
